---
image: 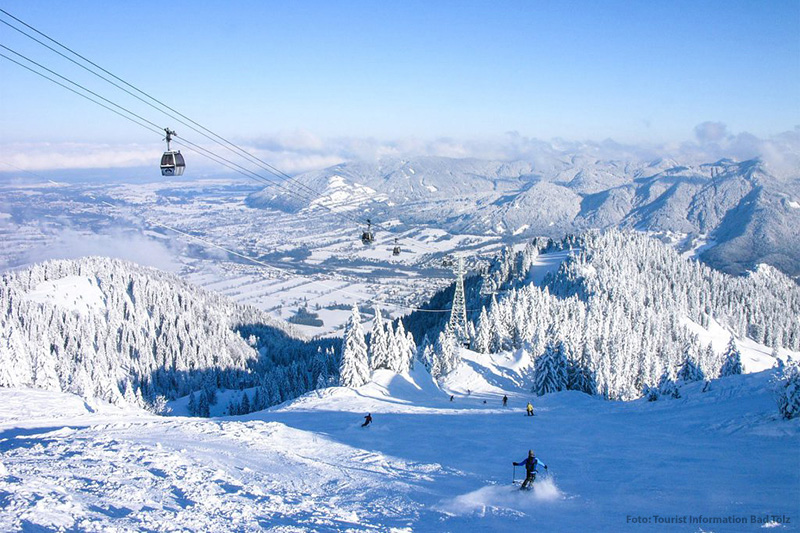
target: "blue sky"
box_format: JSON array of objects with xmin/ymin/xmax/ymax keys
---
[{"xmin": 0, "ymin": 0, "xmax": 798, "ymax": 166}]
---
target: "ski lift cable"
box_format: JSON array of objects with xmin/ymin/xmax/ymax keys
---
[
  {"xmin": 0, "ymin": 10, "xmax": 334, "ymax": 209},
  {"xmin": 0, "ymin": 49, "xmax": 265, "ymax": 182},
  {"xmin": 1, "ymin": 7, "xmax": 449, "ymax": 255},
  {"xmin": 0, "ymin": 47, "xmax": 503, "ymax": 309},
  {"xmin": 0, "ymin": 161, "xmax": 376, "ymax": 304},
  {"xmin": 0, "ymin": 15, "xmax": 345, "ymax": 214},
  {"xmin": 1, "ymin": 29, "xmax": 467, "ymax": 291},
  {"xmin": 0, "ymin": 10, "xmax": 443, "ymax": 254},
  {"xmin": 0, "ymin": 47, "xmax": 441, "ymax": 283},
  {"xmin": 0, "ymin": 62, "xmax": 488, "ymax": 315},
  {"xmin": 0, "ymin": 44, "xmax": 365, "ymax": 218}
]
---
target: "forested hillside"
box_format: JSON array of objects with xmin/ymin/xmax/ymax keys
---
[
  {"xmin": 395, "ymin": 230, "xmax": 799, "ymax": 400},
  {"xmin": 0, "ymin": 257, "xmax": 335, "ymax": 410},
  {"xmin": 3, "ymin": 229, "xmax": 797, "ymax": 412},
  {"xmin": 465, "ymin": 230, "xmax": 800, "ymax": 399}
]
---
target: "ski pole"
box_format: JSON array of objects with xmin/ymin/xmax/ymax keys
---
[{"xmin": 512, "ymin": 464, "xmax": 516, "ymax": 484}]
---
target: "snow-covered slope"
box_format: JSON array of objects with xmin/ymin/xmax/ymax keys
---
[{"xmin": 1, "ymin": 349, "xmax": 797, "ymax": 532}]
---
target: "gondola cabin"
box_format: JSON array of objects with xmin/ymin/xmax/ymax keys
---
[
  {"xmin": 361, "ymin": 219, "xmax": 375, "ymax": 245},
  {"xmin": 160, "ymin": 128, "xmax": 185, "ymax": 176},
  {"xmin": 160, "ymin": 151, "xmax": 186, "ymax": 176},
  {"xmin": 361, "ymin": 229, "xmax": 374, "ymax": 245}
]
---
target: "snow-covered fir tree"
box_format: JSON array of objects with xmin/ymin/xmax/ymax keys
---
[
  {"xmin": 533, "ymin": 338, "xmax": 568, "ymax": 396},
  {"xmin": 677, "ymin": 344, "xmax": 705, "ymax": 383},
  {"xmin": 568, "ymin": 344, "xmax": 597, "ymax": 395},
  {"xmin": 368, "ymin": 307, "xmax": 391, "ymax": 370},
  {"xmin": 339, "ymin": 305, "xmax": 370, "ymax": 388},
  {"xmin": 240, "ymin": 392, "xmax": 250, "ymax": 414},
  {"xmin": 393, "ymin": 320, "xmax": 415, "ymax": 373},
  {"xmin": 473, "ymin": 307, "xmax": 491, "ymax": 355},
  {"xmin": 657, "ymin": 369, "xmax": 681, "ymax": 399},
  {"xmin": 775, "ymin": 359, "xmax": 800, "ymax": 420},
  {"xmin": 432, "ymin": 325, "xmax": 459, "ymax": 379},
  {"xmin": 417, "ymin": 334, "xmax": 434, "ymax": 373},
  {"xmin": 719, "ymin": 337, "xmax": 744, "ymax": 376},
  {"xmin": 642, "ymin": 383, "xmax": 660, "ymax": 402}
]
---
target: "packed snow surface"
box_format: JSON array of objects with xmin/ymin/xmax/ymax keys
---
[{"xmin": 1, "ymin": 348, "xmax": 798, "ymax": 532}]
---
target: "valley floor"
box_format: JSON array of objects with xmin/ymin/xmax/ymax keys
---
[{"xmin": 1, "ymin": 361, "xmax": 798, "ymax": 532}]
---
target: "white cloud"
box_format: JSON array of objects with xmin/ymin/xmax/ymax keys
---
[
  {"xmin": 0, "ymin": 142, "xmax": 154, "ymax": 171},
  {"xmin": 3, "ymin": 125, "xmax": 799, "ymax": 179},
  {"xmin": 21, "ymin": 227, "xmax": 181, "ymax": 272},
  {"xmin": 694, "ymin": 121, "xmax": 730, "ymax": 144}
]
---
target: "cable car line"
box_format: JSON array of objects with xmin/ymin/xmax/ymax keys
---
[
  {"xmin": 0, "ymin": 44, "xmax": 354, "ymax": 216},
  {"xmin": 1, "ymin": 9, "xmax": 444, "ymax": 254},
  {"xmin": 0, "ymin": 55, "xmax": 472, "ymax": 312},
  {"xmin": 0, "ymin": 50, "xmax": 315, "ymax": 208},
  {"xmin": 1, "ymin": 15, "xmax": 478, "ymax": 312},
  {"xmin": 0, "ymin": 9, "xmax": 332, "ymax": 209},
  {"xmin": 0, "ymin": 44, "xmax": 451, "ymax": 279},
  {"xmin": 0, "ymin": 9, "xmax": 448, "ymax": 255},
  {"xmin": 0, "ymin": 12, "xmax": 372, "ymax": 229}
]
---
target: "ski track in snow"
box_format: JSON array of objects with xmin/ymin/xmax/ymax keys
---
[{"xmin": 0, "ymin": 412, "xmax": 435, "ymax": 532}]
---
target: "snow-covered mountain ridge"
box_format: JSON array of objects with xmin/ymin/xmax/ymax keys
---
[
  {"xmin": 248, "ymin": 156, "xmax": 800, "ymax": 278},
  {"xmin": 0, "ymin": 257, "xmax": 332, "ymax": 408}
]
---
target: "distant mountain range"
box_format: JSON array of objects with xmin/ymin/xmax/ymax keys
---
[{"xmin": 247, "ymin": 156, "xmax": 800, "ymax": 279}]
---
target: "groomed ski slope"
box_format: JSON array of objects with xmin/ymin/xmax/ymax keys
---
[{"xmin": 1, "ymin": 349, "xmax": 798, "ymax": 532}]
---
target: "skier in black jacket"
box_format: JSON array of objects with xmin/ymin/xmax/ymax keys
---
[{"xmin": 513, "ymin": 450, "xmax": 547, "ymax": 490}]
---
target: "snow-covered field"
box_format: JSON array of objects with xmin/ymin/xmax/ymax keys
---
[
  {"xmin": 2, "ymin": 351, "xmax": 797, "ymax": 532},
  {"xmin": 0, "ymin": 178, "xmax": 501, "ymax": 336}
]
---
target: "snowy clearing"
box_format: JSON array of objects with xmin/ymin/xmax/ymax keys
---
[{"xmin": 24, "ymin": 275, "xmax": 106, "ymax": 316}]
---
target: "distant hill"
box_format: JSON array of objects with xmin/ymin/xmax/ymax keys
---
[
  {"xmin": 247, "ymin": 156, "xmax": 800, "ymax": 279},
  {"xmin": 0, "ymin": 257, "xmax": 334, "ymax": 408}
]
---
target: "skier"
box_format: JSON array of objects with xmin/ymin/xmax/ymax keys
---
[
  {"xmin": 513, "ymin": 450, "xmax": 547, "ymax": 490},
  {"xmin": 450, "ymin": 395, "xmax": 454, "ymax": 402},
  {"xmin": 361, "ymin": 413, "xmax": 372, "ymax": 427},
  {"xmin": 502, "ymin": 395, "xmax": 508, "ymax": 407},
  {"xmin": 526, "ymin": 402, "xmax": 534, "ymax": 416}
]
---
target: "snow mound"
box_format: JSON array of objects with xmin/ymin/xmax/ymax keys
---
[
  {"xmin": 0, "ymin": 388, "xmax": 125, "ymax": 425},
  {"xmin": 281, "ymin": 365, "xmax": 448, "ymax": 413},
  {"xmin": 680, "ymin": 315, "xmax": 794, "ymax": 373},
  {"xmin": 441, "ymin": 348, "xmax": 533, "ymax": 397}
]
